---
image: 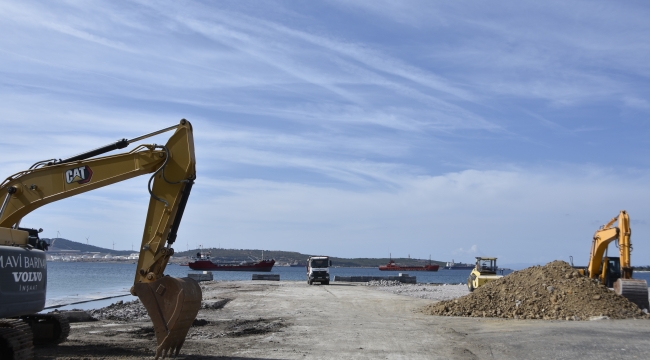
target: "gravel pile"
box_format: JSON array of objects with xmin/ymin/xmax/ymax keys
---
[
  {"xmin": 422, "ymin": 260, "xmax": 650, "ymax": 320},
  {"xmin": 365, "ymin": 280, "xmax": 403, "ymax": 286},
  {"xmin": 89, "ymin": 300, "xmax": 150, "ymax": 321},
  {"xmin": 366, "ymin": 280, "xmax": 470, "ymax": 301}
]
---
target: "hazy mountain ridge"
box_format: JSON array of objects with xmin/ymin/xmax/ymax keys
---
[
  {"xmin": 43, "ymin": 239, "xmax": 446, "ymax": 267},
  {"xmin": 43, "ymin": 238, "xmax": 133, "ymax": 256}
]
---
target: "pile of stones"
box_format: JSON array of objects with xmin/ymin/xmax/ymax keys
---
[
  {"xmin": 422, "ymin": 260, "xmax": 649, "ymax": 320},
  {"xmin": 89, "ymin": 300, "xmax": 150, "ymax": 321}
]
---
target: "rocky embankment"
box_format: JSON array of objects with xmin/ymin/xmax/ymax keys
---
[
  {"xmin": 365, "ymin": 280, "xmax": 469, "ymax": 301},
  {"xmin": 422, "ymin": 260, "xmax": 649, "ymax": 320},
  {"xmin": 89, "ymin": 300, "xmax": 150, "ymax": 321},
  {"xmin": 87, "ymin": 297, "xmax": 231, "ymax": 322}
]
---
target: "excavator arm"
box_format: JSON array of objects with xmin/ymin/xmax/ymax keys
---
[
  {"xmin": 583, "ymin": 210, "xmax": 648, "ymax": 310},
  {"xmin": 0, "ymin": 119, "xmax": 201, "ymax": 358}
]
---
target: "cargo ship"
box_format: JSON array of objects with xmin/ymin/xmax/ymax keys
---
[
  {"xmin": 186, "ymin": 250, "xmax": 275, "ymax": 271},
  {"xmin": 188, "ymin": 258, "xmax": 275, "ymax": 271},
  {"xmin": 442, "ymin": 259, "xmax": 474, "ymax": 270},
  {"xmin": 378, "ymin": 256, "xmax": 439, "ymax": 272}
]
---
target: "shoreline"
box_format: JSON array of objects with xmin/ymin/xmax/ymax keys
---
[{"xmin": 44, "ymin": 280, "xmax": 468, "ymax": 311}]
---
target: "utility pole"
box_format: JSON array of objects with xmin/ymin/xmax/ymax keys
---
[{"xmin": 52, "ymin": 231, "xmax": 60, "ymax": 247}]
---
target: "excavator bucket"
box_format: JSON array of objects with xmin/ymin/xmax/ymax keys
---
[{"xmin": 134, "ymin": 276, "xmax": 202, "ymax": 359}]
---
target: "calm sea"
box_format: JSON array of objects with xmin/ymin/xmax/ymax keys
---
[{"xmin": 44, "ymin": 262, "xmax": 650, "ymax": 311}]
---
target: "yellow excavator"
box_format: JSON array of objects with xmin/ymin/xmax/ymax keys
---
[
  {"xmin": 576, "ymin": 210, "xmax": 649, "ymax": 310},
  {"xmin": 0, "ymin": 119, "xmax": 201, "ymax": 359}
]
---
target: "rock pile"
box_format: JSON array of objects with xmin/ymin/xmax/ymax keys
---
[
  {"xmin": 422, "ymin": 261, "xmax": 649, "ymax": 320},
  {"xmin": 367, "ymin": 281, "xmax": 470, "ymax": 301},
  {"xmin": 89, "ymin": 300, "xmax": 150, "ymax": 321},
  {"xmin": 365, "ymin": 280, "xmax": 403, "ymax": 286}
]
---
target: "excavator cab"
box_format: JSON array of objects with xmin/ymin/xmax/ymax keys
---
[{"xmin": 601, "ymin": 257, "xmax": 621, "ymax": 288}]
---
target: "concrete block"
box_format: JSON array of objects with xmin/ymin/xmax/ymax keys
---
[{"xmin": 202, "ymin": 298, "xmax": 230, "ymax": 309}]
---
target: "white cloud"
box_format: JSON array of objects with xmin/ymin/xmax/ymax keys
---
[
  {"xmin": 17, "ymin": 166, "xmax": 650, "ymax": 266},
  {"xmin": 453, "ymin": 245, "xmax": 479, "ymax": 257},
  {"xmin": 2, "ymin": 1, "xmax": 650, "ymax": 265}
]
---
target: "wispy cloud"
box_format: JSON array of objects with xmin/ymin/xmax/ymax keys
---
[{"xmin": 2, "ymin": 1, "xmax": 650, "ymax": 263}]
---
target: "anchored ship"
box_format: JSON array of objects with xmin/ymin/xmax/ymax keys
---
[
  {"xmin": 378, "ymin": 255, "xmax": 439, "ymax": 271},
  {"xmin": 443, "ymin": 259, "xmax": 474, "ymax": 270},
  {"xmin": 187, "ymin": 250, "xmax": 275, "ymax": 271}
]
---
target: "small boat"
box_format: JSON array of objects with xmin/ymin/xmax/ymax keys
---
[{"xmin": 378, "ymin": 254, "xmax": 439, "ymax": 272}]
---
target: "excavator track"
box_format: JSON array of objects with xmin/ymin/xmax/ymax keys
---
[
  {"xmin": 614, "ymin": 279, "xmax": 650, "ymax": 310},
  {"xmin": 20, "ymin": 313, "xmax": 70, "ymax": 346},
  {"xmin": 0, "ymin": 319, "xmax": 34, "ymax": 360}
]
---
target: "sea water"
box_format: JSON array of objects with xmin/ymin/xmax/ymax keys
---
[
  {"xmin": 44, "ymin": 262, "xmax": 480, "ymax": 309},
  {"xmin": 44, "ymin": 262, "xmax": 650, "ymax": 311}
]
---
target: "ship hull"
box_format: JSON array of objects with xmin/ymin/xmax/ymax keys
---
[
  {"xmin": 378, "ymin": 264, "xmax": 439, "ymax": 271},
  {"xmin": 188, "ymin": 259, "xmax": 275, "ymax": 272}
]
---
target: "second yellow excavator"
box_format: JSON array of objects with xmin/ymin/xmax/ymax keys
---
[
  {"xmin": 576, "ymin": 210, "xmax": 649, "ymax": 310},
  {"xmin": 0, "ymin": 119, "xmax": 201, "ymax": 359}
]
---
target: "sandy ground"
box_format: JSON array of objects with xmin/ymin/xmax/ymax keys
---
[{"xmin": 35, "ymin": 281, "xmax": 650, "ymax": 360}]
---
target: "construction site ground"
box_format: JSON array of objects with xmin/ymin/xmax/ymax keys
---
[{"xmin": 36, "ymin": 280, "xmax": 650, "ymax": 360}]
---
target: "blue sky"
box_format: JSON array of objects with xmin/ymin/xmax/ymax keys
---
[{"xmin": 2, "ymin": 1, "xmax": 650, "ymax": 266}]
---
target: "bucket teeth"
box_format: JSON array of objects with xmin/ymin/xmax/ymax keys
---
[{"xmin": 134, "ymin": 276, "xmax": 202, "ymax": 359}]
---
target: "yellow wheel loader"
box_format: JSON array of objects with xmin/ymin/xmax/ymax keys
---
[
  {"xmin": 0, "ymin": 120, "xmax": 201, "ymax": 359},
  {"xmin": 467, "ymin": 257, "xmax": 503, "ymax": 292},
  {"xmin": 576, "ymin": 210, "xmax": 649, "ymax": 310}
]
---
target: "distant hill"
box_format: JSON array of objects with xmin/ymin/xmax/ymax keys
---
[
  {"xmin": 175, "ymin": 248, "xmax": 445, "ymax": 268},
  {"xmin": 42, "ymin": 238, "xmax": 133, "ymax": 256},
  {"xmin": 41, "ymin": 239, "xmax": 446, "ymax": 267}
]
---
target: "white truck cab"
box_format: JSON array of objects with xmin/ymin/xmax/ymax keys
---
[{"xmin": 307, "ymin": 256, "xmax": 332, "ymax": 285}]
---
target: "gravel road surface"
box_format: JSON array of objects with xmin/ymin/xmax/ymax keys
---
[{"xmin": 36, "ymin": 280, "xmax": 650, "ymax": 360}]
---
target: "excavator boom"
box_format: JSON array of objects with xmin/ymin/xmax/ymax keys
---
[
  {"xmin": 0, "ymin": 119, "xmax": 201, "ymax": 358},
  {"xmin": 583, "ymin": 210, "xmax": 648, "ymax": 310}
]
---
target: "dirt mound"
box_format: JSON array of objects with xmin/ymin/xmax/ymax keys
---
[
  {"xmin": 89, "ymin": 300, "xmax": 150, "ymax": 321},
  {"xmin": 422, "ymin": 260, "xmax": 649, "ymax": 320}
]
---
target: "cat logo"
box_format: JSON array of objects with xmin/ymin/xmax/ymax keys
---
[{"xmin": 65, "ymin": 165, "xmax": 93, "ymax": 184}]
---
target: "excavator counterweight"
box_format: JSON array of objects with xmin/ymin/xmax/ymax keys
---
[{"xmin": 0, "ymin": 119, "xmax": 201, "ymax": 359}]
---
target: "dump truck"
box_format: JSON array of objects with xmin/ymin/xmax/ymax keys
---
[{"xmin": 307, "ymin": 256, "xmax": 332, "ymax": 285}]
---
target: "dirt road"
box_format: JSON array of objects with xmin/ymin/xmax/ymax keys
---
[{"xmin": 36, "ymin": 281, "xmax": 650, "ymax": 359}]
